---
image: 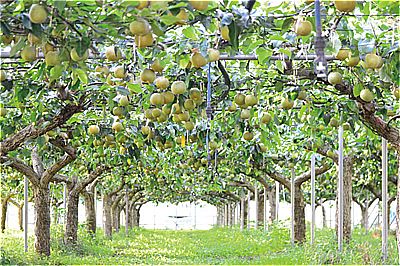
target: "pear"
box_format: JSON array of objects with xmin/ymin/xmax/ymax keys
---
[
  {"xmin": 243, "ymin": 131, "xmax": 254, "ymax": 141},
  {"xmin": 334, "ymin": 0, "xmax": 356, "ymax": 12},
  {"xmin": 240, "ymin": 109, "xmax": 250, "ymax": 120},
  {"xmin": 360, "ymin": 89, "xmax": 374, "ymax": 102},
  {"xmin": 176, "ymin": 9, "xmax": 189, "ymax": 24},
  {"xmin": 171, "ymin": 81, "xmax": 187, "ymax": 94},
  {"xmin": 364, "ymin": 53, "xmax": 382, "ymax": 69},
  {"xmin": 244, "ymin": 95, "xmax": 258, "ymax": 106},
  {"xmin": 112, "ymin": 121, "xmax": 123, "ymax": 132},
  {"xmin": 0, "ymin": 107, "xmax": 7, "ymax": 116},
  {"xmin": 393, "ymin": 88, "xmax": 400, "ymax": 100},
  {"xmin": 261, "ymin": 113, "xmax": 272, "ymax": 124},
  {"xmin": 191, "ymin": 49, "xmax": 207, "ymax": 68},
  {"xmin": 105, "ymin": 46, "xmax": 122, "ymax": 61},
  {"xmin": 0, "ymin": 70, "xmax": 7, "ymax": 81},
  {"xmin": 336, "ymin": 48, "xmax": 350, "ymax": 60},
  {"xmin": 347, "ymin": 56, "xmax": 360, "ymax": 67},
  {"xmin": 150, "ymin": 93, "xmax": 165, "ymax": 105},
  {"xmin": 28, "ymin": 33, "xmax": 41, "ymax": 45},
  {"xmin": 129, "ymin": 19, "xmax": 151, "ymax": 36},
  {"xmin": 294, "ymin": 20, "xmax": 312, "ymax": 36},
  {"xmin": 136, "ymin": 0, "xmax": 149, "ymax": 9},
  {"xmin": 140, "ymin": 69, "xmax": 156, "ymax": 83},
  {"xmin": 70, "ymin": 48, "xmax": 89, "ymax": 62},
  {"xmin": 297, "ymin": 91, "xmax": 307, "ymax": 100},
  {"xmin": 281, "ymin": 97, "xmax": 294, "ymax": 110},
  {"xmin": 162, "ymin": 91, "xmax": 175, "ymax": 104},
  {"xmin": 114, "ymin": 66, "xmax": 126, "ymax": 78},
  {"xmin": 328, "ymin": 72, "xmax": 342, "ymax": 85},
  {"xmin": 29, "ymin": 4, "xmax": 47, "ymax": 24},
  {"xmin": 135, "ymin": 33, "xmax": 154, "ymax": 48},
  {"xmin": 119, "ymin": 95, "xmax": 130, "ymax": 106},
  {"xmin": 112, "ymin": 107, "xmax": 124, "ymax": 117},
  {"xmin": 221, "ymin": 26, "xmax": 230, "ymax": 41},
  {"xmin": 207, "ymin": 48, "xmax": 220, "ymax": 62},
  {"xmin": 141, "ymin": 126, "xmax": 151, "ymax": 135},
  {"xmin": 45, "ymin": 51, "xmax": 60, "ymax": 66},
  {"xmin": 21, "ymin": 46, "xmax": 36, "ymax": 62},
  {"xmin": 154, "ymin": 76, "xmax": 169, "ymax": 89},
  {"xmin": 228, "ymin": 102, "xmax": 237, "ymax": 112},
  {"xmin": 184, "ymin": 99, "xmax": 195, "ymax": 110},
  {"xmin": 189, "ymin": 88, "xmax": 201, "ymax": 100},
  {"xmin": 151, "ymin": 59, "xmax": 164, "ymax": 73},
  {"xmin": 185, "ymin": 121, "xmax": 195, "ymax": 130},
  {"xmin": 88, "ymin": 125, "xmax": 100, "ymax": 135},
  {"xmin": 189, "ymin": 0, "xmax": 208, "ymax": 11},
  {"xmin": 234, "ymin": 93, "xmax": 245, "ymax": 105}
]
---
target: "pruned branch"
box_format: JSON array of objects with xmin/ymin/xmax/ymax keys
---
[{"xmin": 295, "ymin": 163, "xmax": 331, "ymax": 185}]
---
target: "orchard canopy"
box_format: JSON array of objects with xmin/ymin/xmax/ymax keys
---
[{"xmin": 0, "ymin": 0, "xmax": 399, "ymax": 260}]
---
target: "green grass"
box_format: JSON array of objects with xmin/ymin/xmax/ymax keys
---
[{"xmin": 0, "ymin": 224, "xmax": 398, "ymax": 265}]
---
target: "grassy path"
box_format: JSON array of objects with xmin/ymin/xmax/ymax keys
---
[{"xmin": 1, "ymin": 225, "xmax": 398, "ymax": 265}]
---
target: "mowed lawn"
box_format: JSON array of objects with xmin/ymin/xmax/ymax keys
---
[{"xmin": 1, "ymin": 225, "xmax": 398, "ymax": 265}]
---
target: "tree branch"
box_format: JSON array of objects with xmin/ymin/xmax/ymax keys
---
[
  {"xmin": 295, "ymin": 163, "xmax": 331, "ymax": 185},
  {"xmin": 0, "ymin": 156, "xmax": 39, "ymax": 187},
  {"xmin": 0, "ymin": 99, "xmax": 86, "ymax": 156}
]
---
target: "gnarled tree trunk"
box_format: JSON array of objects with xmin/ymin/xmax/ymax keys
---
[
  {"xmin": 257, "ymin": 193, "xmax": 264, "ymax": 226},
  {"xmin": 1, "ymin": 196, "xmax": 12, "ymax": 233},
  {"xmin": 321, "ymin": 204, "xmax": 327, "ymax": 228},
  {"xmin": 103, "ymin": 194, "xmax": 112, "ymax": 238},
  {"xmin": 293, "ymin": 184, "xmax": 306, "ymax": 243},
  {"xmin": 82, "ymin": 190, "xmax": 96, "ymax": 235},
  {"xmin": 396, "ymin": 155, "xmax": 400, "ymax": 263},
  {"xmin": 336, "ymin": 156, "xmax": 353, "ymax": 242},
  {"xmin": 268, "ymin": 186, "xmax": 276, "ymax": 222},
  {"xmin": 33, "ymin": 186, "xmax": 51, "ymax": 256},
  {"xmin": 64, "ymin": 190, "xmax": 79, "ymax": 245}
]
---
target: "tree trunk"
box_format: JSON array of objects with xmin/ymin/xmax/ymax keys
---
[
  {"xmin": 360, "ymin": 205, "xmax": 368, "ymax": 230},
  {"xmin": 268, "ymin": 186, "xmax": 276, "ymax": 222},
  {"xmin": 18, "ymin": 202, "xmax": 24, "ymax": 231},
  {"xmin": 52, "ymin": 203, "xmax": 59, "ymax": 225},
  {"xmin": 33, "ymin": 186, "xmax": 51, "ymax": 256},
  {"xmin": 336, "ymin": 156, "xmax": 353, "ymax": 241},
  {"xmin": 321, "ymin": 204, "xmax": 327, "ymax": 228},
  {"xmin": 103, "ymin": 195, "xmax": 112, "ymax": 237},
  {"xmin": 1, "ymin": 197, "xmax": 9, "ymax": 233},
  {"xmin": 216, "ymin": 206, "xmax": 223, "ymax": 226},
  {"xmin": 257, "ymin": 193, "xmax": 264, "ymax": 226},
  {"xmin": 83, "ymin": 191, "xmax": 96, "ymax": 235},
  {"xmin": 64, "ymin": 192, "xmax": 79, "ymax": 245},
  {"xmin": 396, "ymin": 155, "xmax": 400, "ymax": 263},
  {"xmin": 293, "ymin": 184, "xmax": 306, "ymax": 243},
  {"xmin": 112, "ymin": 206, "xmax": 121, "ymax": 232},
  {"xmin": 243, "ymin": 199, "xmax": 248, "ymax": 227},
  {"xmin": 135, "ymin": 205, "xmax": 141, "ymax": 226}
]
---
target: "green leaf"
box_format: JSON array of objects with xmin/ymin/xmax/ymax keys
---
[
  {"xmin": 256, "ymin": 47, "xmax": 272, "ymax": 65},
  {"xmin": 50, "ymin": 65, "xmax": 64, "ymax": 81},
  {"xmin": 75, "ymin": 69, "xmax": 88, "ymax": 84},
  {"xmin": 353, "ymin": 83, "xmax": 363, "ymax": 97},
  {"xmin": 160, "ymin": 15, "xmax": 181, "ymax": 26},
  {"xmin": 54, "ymin": 0, "xmax": 66, "ymax": 12},
  {"xmin": 182, "ymin": 27, "xmax": 198, "ymax": 40},
  {"xmin": 127, "ymin": 83, "xmax": 143, "ymax": 94},
  {"xmin": 150, "ymin": 21, "xmax": 165, "ymax": 36},
  {"xmin": 10, "ymin": 36, "xmax": 27, "ymax": 57}
]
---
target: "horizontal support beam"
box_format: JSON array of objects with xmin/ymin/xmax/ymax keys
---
[{"xmin": 0, "ymin": 51, "xmax": 337, "ymax": 62}]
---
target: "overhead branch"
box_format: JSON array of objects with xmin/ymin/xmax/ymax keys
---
[
  {"xmin": 245, "ymin": 0, "xmax": 256, "ymax": 13},
  {"xmin": 76, "ymin": 165, "xmax": 111, "ymax": 193},
  {"xmin": 215, "ymin": 61, "xmax": 231, "ymax": 102},
  {"xmin": 1, "ymin": 156, "xmax": 40, "ymax": 187},
  {"xmin": 229, "ymin": 180, "xmax": 255, "ymax": 193},
  {"xmin": 295, "ymin": 164, "xmax": 331, "ymax": 185},
  {"xmin": 0, "ymin": 98, "xmax": 86, "ymax": 156}
]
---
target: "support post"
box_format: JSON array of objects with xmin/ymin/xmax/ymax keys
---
[
  {"xmin": 264, "ymin": 187, "xmax": 267, "ymax": 231},
  {"xmin": 24, "ymin": 176, "xmax": 28, "ymax": 252},
  {"xmin": 338, "ymin": 126, "xmax": 344, "ymax": 252},
  {"xmin": 311, "ymin": 154, "xmax": 316, "ymax": 245},
  {"xmin": 382, "ymin": 138, "xmax": 388, "ymax": 262},
  {"xmin": 291, "ymin": 168, "xmax": 295, "ymax": 246},
  {"xmin": 254, "ymin": 183, "xmax": 258, "ymax": 229},
  {"xmin": 275, "ymin": 181, "xmax": 280, "ymax": 221},
  {"xmin": 194, "ymin": 203, "xmax": 197, "ymax": 229},
  {"xmin": 247, "ymin": 190, "xmax": 251, "ymax": 229},
  {"xmin": 63, "ymin": 183, "xmax": 67, "ymax": 225}
]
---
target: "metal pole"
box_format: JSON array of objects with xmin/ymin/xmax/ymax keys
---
[
  {"xmin": 254, "ymin": 183, "xmax": 259, "ymax": 229},
  {"xmin": 311, "ymin": 154, "xmax": 316, "ymax": 245},
  {"xmin": 275, "ymin": 181, "xmax": 279, "ymax": 221},
  {"xmin": 240, "ymin": 198, "xmax": 245, "ymax": 231},
  {"xmin": 291, "ymin": 168, "xmax": 295, "ymax": 246},
  {"xmin": 247, "ymin": 190, "xmax": 251, "ymax": 229},
  {"xmin": 381, "ymin": 138, "xmax": 388, "ymax": 262},
  {"xmin": 24, "ymin": 176, "xmax": 28, "ymax": 252},
  {"xmin": 264, "ymin": 187, "xmax": 267, "ymax": 231},
  {"xmin": 338, "ymin": 126, "xmax": 344, "ymax": 252},
  {"xmin": 125, "ymin": 186, "xmax": 129, "ymax": 236}
]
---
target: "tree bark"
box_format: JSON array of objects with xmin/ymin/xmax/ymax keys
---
[
  {"xmin": 64, "ymin": 190, "xmax": 79, "ymax": 245},
  {"xmin": 103, "ymin": 194, "xmax": 112, "ymax": 238},
  {"xmin": 257, "ymin": 193, "xmax": 264, "ymax": 226},
  {"xmin": 33, "ymin": 186, "xmax": 51, "ymax": 256},
  {"xmin": 336, "ymin": 156, "xmax": 353, "ymax": 242},
  {"xmin": 268, "ymin": 186, "xmax": 276, "ymax": 222},
  {"xmin": 321, "ymin": 204, "xmax": 327, "ymax": 228},
  {"xmin": 82, "ymin": 189, "xmax": 96, "ymax": 235},
  {"xmin": 293, "ymin": 184, "xmax": 306, "ymax": 243},
  {"xmin": 18, "ymin": 202, "xmax": 23, "ymax": 231},
  {"xmin": 1, "ymin": 197, "xmax": 9, "ymax": 233},
  {"xmin": 111, "ymin": 193, "xmax": 124, "ymax": 233},
  {"xmin": 360, "ymin": 205, "xmax": 368, "ymax": 230},
  {"xmin": 396, "ymin": 155, "xmax": 400, "ymax": 263}
]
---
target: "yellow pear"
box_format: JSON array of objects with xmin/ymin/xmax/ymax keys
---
[
  {"xmin": 141, "ymin": 69, "xmax": 156, "ymax": 83},
  {"xmin": 191, "ymin": 49, "xmax": 207, "ymax": 68},
  {"xmin": 45, "ymin": 51, "xmax": 60, "ymax": 66},
  {"xmin": 105, "ymin": 46, "xmax": 122, "ymax": 61},
  {"xmin": 129, "ymin": 19, "xmax": 151, "ymax": 36},
  {"xmin": 29, "ymin": 4, "xmax": 47, "ymax": 24},
  {"xmin": 21, "ymin": 46, "xmax": 36, "ymax": 62},
  {"xmin": 135, "ymin": 33, "xmax": 153, "ymax": 48}
]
